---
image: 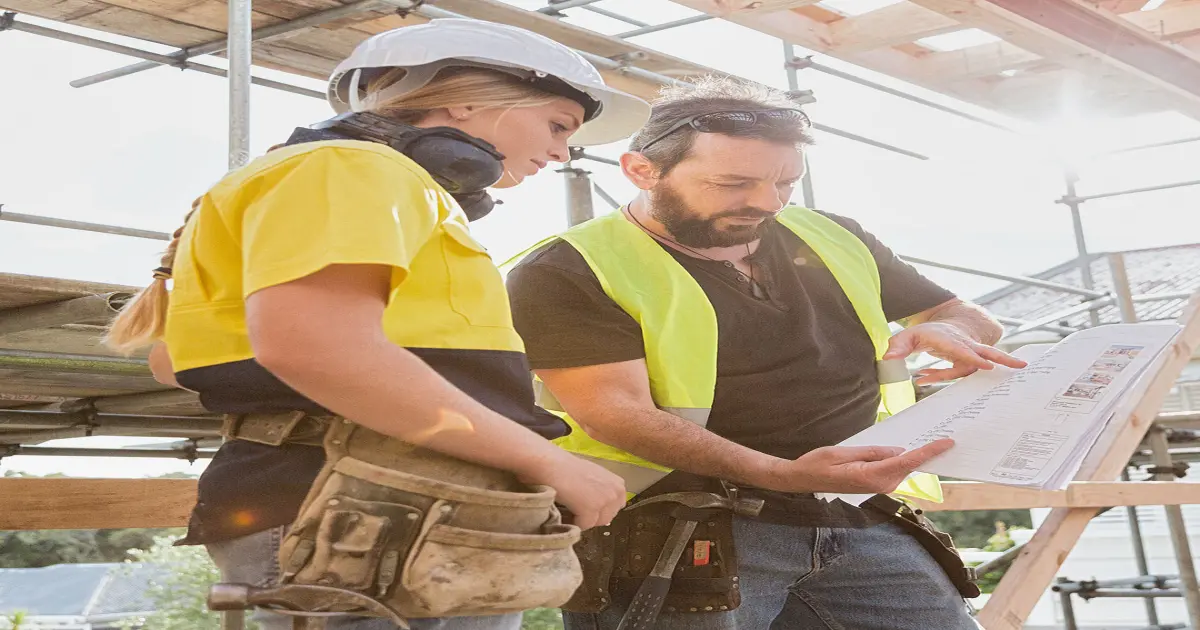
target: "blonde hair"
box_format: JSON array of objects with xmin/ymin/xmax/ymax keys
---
[{"xmin": 104, "ymin": 68, "xmax": 564, "ymax": 354}]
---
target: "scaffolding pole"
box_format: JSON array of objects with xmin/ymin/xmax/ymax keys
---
[
  {"xmin": 1069, "ymin": 178, "xmax": 1200, "ymax": 203},
  {"xmin": 1109, "ymin": 135, "xmax": 1200, "ymax": 155},
  {"xmin": 537, "ymin": 0, "xmax": 608, "ymax": 14},
  {"xmin": 579, "ymin": 5, "xmax": 648, "ymax": 27},
  {"xmin": 783, "ymin": 41, "xmax": 817, "ymax": 210},
  {"xmin": 1, "ymin": 18, "xmax": 322, "ymax": 100},
  {"xmin": 1, "ymin": 445, "xmax": 216, "ymax": 460},
  {"xmin": 70, "ymin": 0, "xmax": 391, "ymax": 87},
  {"xmin": 785, "ymin": 56, "xmax": 1016, "ymax": 134},
  {"xmin": 0, "ymin": 206, "xmax": 170, "ymax": 241},
  {"xmin": 1060, "ymin": 170, "xmax": 1101, "ymax": 327},
  {"xmin": 227, "ymin": 0, "xmax": 253, "ymax": 169},
  {"xmin": 1147, "ymin": 427, "xmax": 1200, "ymax": 629},
  {"xmin": 1123, "ymin": 468, "xmax": 1161, "ymax": 626},
  {"xmin": 901, "ymin": 255, "xmax": 1108, "ymax": 298},
  {"xmin": 1005, "ymin": 295, "xmax": 1114, "ymax": 337},
  {"xmin": 617, "ymin": 15, "xmax": 713, "ymax": 39},
  {"xmin": 562, "ymin": 164, "xmax": 596, "ymax": 227}
]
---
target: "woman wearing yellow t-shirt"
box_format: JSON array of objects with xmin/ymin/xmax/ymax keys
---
[{"xmin": 106, "ymin": 19, "xmax": 649, "ymax": 630}]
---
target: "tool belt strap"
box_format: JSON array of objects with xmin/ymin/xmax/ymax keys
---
[
  {"xmin": 862, "ymin": 494, "xmax": 980, "ymax": 599},
  {"xmin": 222, "ymin": 411, "xmax": 335, "ymax": 447}
]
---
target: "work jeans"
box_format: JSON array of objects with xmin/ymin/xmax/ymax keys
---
[
  {"xmin": 205, "ymin": 525, "xmax": 523, "ymax": 630},
  {"xmin": 564, "ymin": 518, "xmax": 982, "ymax": 630}
]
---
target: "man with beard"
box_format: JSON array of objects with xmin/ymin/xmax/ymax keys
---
[{"xmin": 504, "ymin": 76, "xmax": 1022, "ymax": 630}]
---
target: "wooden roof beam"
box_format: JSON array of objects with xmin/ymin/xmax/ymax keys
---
[
  {"xmin": 920, "ymin": 41, "xmax": 1043, "ymax": 79},
  {"xmin": 909, "ymin": 0, "xmax": 1200, "ymax": 118},
  {"xmin": 1102, "ymin": 0, "xmax": 1151, "ymax": 11},
  {"xmin": 708, "ymin": 0, "xmax": 825, "ymax": 11},
  {"xmin": 1122, "ymin": 0, "xmax": 1200, "ymax": 41},
  {"xmin": 669, "ymin": 0, "xmax": 998, "ymax": 104},
  {"xmin": 828, "ymin": 3, "xmax": 960, "ymax": 54}
]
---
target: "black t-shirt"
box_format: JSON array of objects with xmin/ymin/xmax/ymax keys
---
[{"xmin": 505, "ymin": 211, "xmax": 956, "ymax": 527}]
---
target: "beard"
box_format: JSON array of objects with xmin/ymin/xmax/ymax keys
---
[{"xmin": 648, "ymin": 183, "xmax": 777, "ymax": 248}]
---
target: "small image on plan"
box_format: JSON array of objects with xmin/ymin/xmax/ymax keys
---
[
  {"xmin": 1046, "ymin": 343, "xmax": 1146, "ymax": 413},
  {"xmin": 1063, "ymin": 383, "xmax": 1105, "ymax": 400},
  {"xmin": 1088, "ymin": 344, "xmax": 1145, "ymax": 373},
  {"xmin": 992, "ymin": 431, "xmax": 1069, "ymax": 481},
  {"xmin": 1102, "ymin": 345, "xmax": 1142, "ymax": 359},
  {"xmin": 1090, "ymin": 358, "xmax": 1128, "ymax": 372},
  {"xmin": 1076, "ymin": 371, "xmax": 1114, "ymax": 386}
]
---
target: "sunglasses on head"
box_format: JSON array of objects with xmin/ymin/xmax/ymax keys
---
[{"xmin": 636, "ymin": 108, "xmax": 812, "ymax": 154}]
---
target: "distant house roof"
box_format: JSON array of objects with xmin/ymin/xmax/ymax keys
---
[
  {"xmin": 975, "ymin": 243, "xmax": 1200, "ymax": 329},
  {"xmin": 0, "ymin": 563, "xmax": 162, "ymax": 619}
]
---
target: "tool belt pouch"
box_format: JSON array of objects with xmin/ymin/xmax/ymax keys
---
[
  {"xmin": 558, "ymin": 524, "xmax": 617, "ymax": 613},
  {"xmin": 606, "ymin": 505, "xmax": 741, "ymax": 614},
  {"xmin": 865, "ymin": 496, "xmax": 980, "ymax": 599},
  {"xmin": 278, "ymin": 420, "xmax": 583, "ymax": 618}
]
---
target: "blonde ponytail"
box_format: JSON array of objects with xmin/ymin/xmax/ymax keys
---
[{"xmin": 103, "ymin": 199, "xmax": 200, "ymax": 355}]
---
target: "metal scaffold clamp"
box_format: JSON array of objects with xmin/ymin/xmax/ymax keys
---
[
  {"xmin": 392, "ymin": 0, "xmax": 427, "ymax": 18},
  {"xmin": 609, "ymin": 51, "xmax": 649, "ymax": 72},
  {"xmin": 1148, "ymin": 462, "xmax": 1190, "ymax": 478},
  {"xmin": 183, "ymin": 438, "xmax": 201, "ymax": 464},
  {"xmin": 785, "ymin": 55, "xmax": 815, "ymax": 71},
  {"xmin": 0, "ymin": 12, "xmax": 15, "ymax": 32}
]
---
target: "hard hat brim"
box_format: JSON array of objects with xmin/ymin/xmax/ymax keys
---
[{"xmin": 566, "ymin": 81, "xmax": 650, "ymax": 147}]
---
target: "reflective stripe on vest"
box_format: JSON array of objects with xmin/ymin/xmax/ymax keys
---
[{"xmin": 512, "ymin": 206, "xmax": 942, "ymax": 503}]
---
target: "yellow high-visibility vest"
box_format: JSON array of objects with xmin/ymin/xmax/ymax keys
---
[{"xmin": 509, "ymin": 206, "xmax": 942, "ymax": 503}]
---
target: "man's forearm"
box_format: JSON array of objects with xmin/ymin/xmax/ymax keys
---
[
  {"xmin": 579, "ymin": 405, "xmax": 781, "ymax": 488},
  {"xmin": 913, "ymin": 300, "xmax": 1004, "ymax": 345}
]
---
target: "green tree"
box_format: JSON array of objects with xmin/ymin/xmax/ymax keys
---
[
  {"xmin": 924, "ymin": 510, "xmax": 1032, "ymax": 549},
  {"xmin": 5, "ymin": 611, "xmax": 28, "ymax": 630},
  {"xmin": 116, "ymin": 535, "xmax": 246, "ymax": 630},
  {"xmin": 0, "ymin": 528, "xmax": 184, "ymax": 568},
  {"xmin": 522, "ymin": 608, "xmax": 564, "ymax": 630}
]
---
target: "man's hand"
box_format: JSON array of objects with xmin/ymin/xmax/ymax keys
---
[
  {"xmin": 755, "ymin": 439, "xmax": 955, "ymax": 495},
  {"xmin": 885, "ymin": 322, "xmax": 1026, "ymax": 384}
]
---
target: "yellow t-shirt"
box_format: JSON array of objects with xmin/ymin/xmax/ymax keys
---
[{"xmin": 164, "ymin": 139, "xmax": 562, "ymax": 436}]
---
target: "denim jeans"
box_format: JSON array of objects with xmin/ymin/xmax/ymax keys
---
[
  {"xmin": 564, "ymin": 518, "xmax": 982, "ymax": 630},
  {"xmin": 205, "ymin": 526, "xmax": 523, "ymax": 630}
]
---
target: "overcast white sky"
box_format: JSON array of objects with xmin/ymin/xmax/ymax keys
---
[{"xmin": 3, "ymin": 0, "xmax": 1199, "ymax": 477}]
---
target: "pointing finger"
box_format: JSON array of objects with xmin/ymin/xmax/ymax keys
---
[{"xmin": 974, "ymin": 344, "xmax": 1028, "ymax": 369}]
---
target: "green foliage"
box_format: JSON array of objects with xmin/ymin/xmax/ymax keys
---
[
  {"xmin": 522, "ymin": 608, "xmax": 565, "ymax": 630},
  {"xmin": 924, "ymin": 510, "xmax": 1032, "ymax": 549},
  {"xmin": 115, "ymin": 535, "xmax": 248, "ymax": 630},
  {"xmin": 6, "ymin": 611, "xmax": 28, "ymax": 630},
  {"xmin": 0, "ymin": 528, "xmax": 184, "ymax": 568}
]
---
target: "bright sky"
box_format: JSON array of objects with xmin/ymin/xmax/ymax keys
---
[{"xmin": 2, "ymin": 0, "xmax": 1199, "ymax": 478}]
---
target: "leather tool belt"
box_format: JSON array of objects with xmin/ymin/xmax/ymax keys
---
[
  {"xmin": 224, "ymin": 412, "xmax": 584, "ymax": 621},
  {"xmin": 560, "ymin": 493, "xmax": 744, "ymax": 614},
  {"xmin": 221, "ymin": 411, "xmax": 332, "ymax": 447},
  {"xmin": 862, "ymin": 494, "xmax": 981, "ymax": 599}
]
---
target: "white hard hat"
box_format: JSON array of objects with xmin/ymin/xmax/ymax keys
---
[{"xmin": 328, "ymin": 18, "xmax": 650, "ymax": 146}]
